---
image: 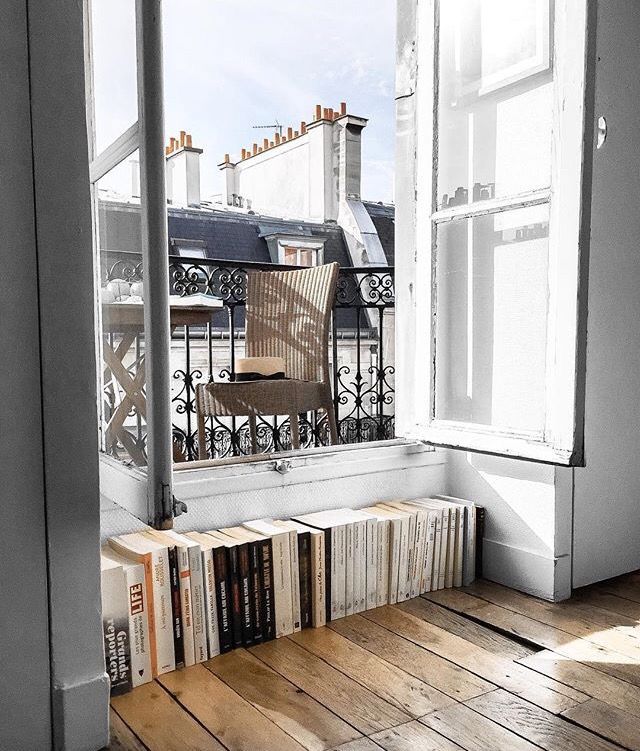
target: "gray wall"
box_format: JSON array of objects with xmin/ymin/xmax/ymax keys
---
[
  {"xmin": 0, "ymin": 2, "xmax": 52, "ymax": 747},
  {"xmin": 572, "ymin": 0, "xmax": 640, "ymax": 588}
]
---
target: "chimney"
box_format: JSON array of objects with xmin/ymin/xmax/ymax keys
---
[{"xmin": 165, "ymin": 131, "xmax": 203, "ymax": 207}]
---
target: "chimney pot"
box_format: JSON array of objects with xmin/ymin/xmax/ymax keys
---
[
  {"xmin": 300, "ymin": 121, "xmax": 307, "ymax": 134},
  {"xmin": 253, "ymin": 143, "xmax": 258, "ymax": 155},
  {"xmin": 287, "ymin": 126, "xmax": 293, "ymax": 140},
  {"xmin": 282, "ymin": 135, "xmax": 287, "ymax": 142},
  {"xmin": 269, "ymin": 141, "xmax": 274, "ymax": 148},
  {"xmin": 224, "ymin": 153, "xmax": 230, "ymax": 164},
  {"xmin": 263, "ymin": 138, "xmax": 269, "ymax": 149},
  {"xmin": 294, "ymin": 130, "xmax": 299, "ymax": 138},
  {"xmin": 180, "ymin": 130, "xmax": 186, "ymax": 147},
  {"xmin": 328, "ymin": 108, "xmax": 334, "ymax": 120},
  {"xmin": 315, "ymin": 104, "xmax": 322, "ymax": 121},
  {"xmin": 323, "ymin": 108, "xmax": 330, "ymax": 120},
  {"xmin": 241, "ymin": 148, "xmax": 247, "ymax": 159},
  {"xmin": 186, "ymin": 134, "xmax": 193, "ymax": 148},
  {"xmin": 340, "ymin": 102, "xmax": 347, "ymax": 116},
  {"xmin": 275, "ymin": 133, "xmax": 281, "ymax": 145}
]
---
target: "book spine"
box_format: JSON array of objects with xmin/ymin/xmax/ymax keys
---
[
  {"xmin": 188, "ymin": 546, "xmax": 208, "ymax": 662},
  {"xmin": 248, "ymin": 541, "xmax": 263, "ymax": 644},
  {"xmin": 151, "ymin": 549, "xmax": 176, "ymax": 674},
  {"xmin": 366, "ymin": 519, "xmax": 377, "ymax": 611},
  {"xmin": 298, "ymin": 533, "xmax": 312, "ymax": 628},
  {"xmin": 475, "ymin": 506, "xmax": 485, "ymax": 579},
  {"xmin": 446, "ymin": 509, "xmax": 456, "ymax": 589},
  {"xmin": 411, "ymin": 513, "xmax": 425, "ymax": 599},
  {"xmin": 289, "ymin": 532, "xmax": 302, "ymax": 633},
  {"xmin": 335, "ymin": 525, "xmax": 346, "ymax": 620},
  {"xmin": 227, "ymin": 545, "xmax": 244, "ymax": 648},
  {"xmin": 202, "ymin": 548, "xmax": 220, "ymax": 658},
  {"xmin": 273, "ymin": 533, "xmax": 294, "ymax": 637},
  {"xmin": 431, "ymin": 514, "xmax": 442, "ymax": 591},
  {"xmin": 102, "ymin": 566, "xmax": 132, "ymax": 695},
  {"xmin": 311, "ymin": 532, "xmax": 326, "ymax": 628},
  {"xmin": 237, "ymin": 542, "xmax": 254, "ymax": 647},
  {"xmin": 375, "ymin": 521, "xmax": 385, "ymax": 607},
  {"xmin": 324, "ymin": 528, "xmax": 333, "ymax": 623},
  {"xmin": 345, "ymin": 522, "xmax": 354, "ymax": 616},
  {"xmin": 463, "ymin": 506, "xmax": 476, "ymax": 586},
  {"xmin": 438, "ymin": 511, "xmax": 448, "ymax": 590},
  {"xmin": 388, "ymin": 520, "xmax": 400, "ymax": 605},
  {"xmin": 124, "ymin": 564, "xmax": 152, "ymax": 687},
  {"xmin": 454, "ymin": 508, "xmax": 464, "ymax": 588},
  {"xmin": 422, "ymin": 511, "xmax": 436, "ymax": 593},
  {"xmin": 167, "ymin": 546, "xmax": 186, "ymax": 668},
  {"xmin": 259, "ymin": 539, "xmax": 275, "ymax": 641},
  {"xmin": 396, "ymin": 517, "xmax": 410, "ymax": 602},
  {"xmin": 358, "ymin": 521, "xmax": 369, "ymax": 613},
  {"xmin": 173, "ymin": 546, "xmax": 193, "ymax": 667},
  {"xmin": 213, "ymin": 547, "xmax": 233, "ymax": 653},
  {"xmin": 141, "ymin": 553, "xmax": 158, "ymax": 675},
  {"xmin": 405, "ymin": 514, "xmax": 417, "ymax": 600}
]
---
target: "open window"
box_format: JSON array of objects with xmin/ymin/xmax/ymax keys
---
[{"xmin": 396, "ymin": 0, "xmax": 592, "ymax": 465}]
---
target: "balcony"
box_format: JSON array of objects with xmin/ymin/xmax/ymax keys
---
[{"xmin": 101, "ymin": 252, "xmax": 395, "ymax": 464}]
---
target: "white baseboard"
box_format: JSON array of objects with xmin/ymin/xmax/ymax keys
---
[
  {"xmin": 52, "ymin": 672, "xmax": 110, "ymax": 751},
  {"xmin": 482, "ymin": 538, "xmax": 571, "ymax": 602}
]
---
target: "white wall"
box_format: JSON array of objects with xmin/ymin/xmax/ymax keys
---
[{"xmin": 571, "ymin": 0, "xmax": 640, "ymax": 588}]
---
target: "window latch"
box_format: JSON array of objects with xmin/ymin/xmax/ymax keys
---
[
  {"xmin": 172, "ymin": 495, "xmax": 188, "ymax": 517},
  {"xmin": 272, "ymin": 458, "xmax": 292, "ymax": 475}
]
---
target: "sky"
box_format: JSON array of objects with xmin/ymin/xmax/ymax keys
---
[{"xmin": 92, "ymin": 0, "xmax": 397, "ymax": 203}]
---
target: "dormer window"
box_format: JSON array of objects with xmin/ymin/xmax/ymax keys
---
[
  {"xmin": 259, "ymin": 226, "xmax": 327, "ymax": 267},
  {"xmin": 281, "ymin": 242, "xmax": 323, "ymax": 267}
]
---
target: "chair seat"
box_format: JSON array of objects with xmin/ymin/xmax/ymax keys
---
[{"xmin": 198, "ymin": 379, "xmax": 331, "ymax": 417}]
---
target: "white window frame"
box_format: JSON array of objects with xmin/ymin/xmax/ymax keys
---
[
  {"xmin": 277, "ymin": 238, "xmax": 325, "ymax": 266},
  {"xmin": 395, "ymin": 0, "xmax": 593, "ymax": 465}
]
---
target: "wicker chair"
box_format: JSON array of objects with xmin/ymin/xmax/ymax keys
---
[{"xmin": 196, "ymin": 262, "xmax": 340, "ymax": 458}]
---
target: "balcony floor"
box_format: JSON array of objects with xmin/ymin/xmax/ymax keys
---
[{"xmin": 109, "ymin": 572, "xmax": 640, "ymax": 751}]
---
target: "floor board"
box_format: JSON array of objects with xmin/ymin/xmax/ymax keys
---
[{"xmin": 111, "ymin": 573, "xmax": 640, "ymax": 751}]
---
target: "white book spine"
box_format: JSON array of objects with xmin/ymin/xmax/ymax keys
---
[
  {"xmin": 354, "ymin": 521, "xmax": 366, "ymax": 613},
  {"xmin": 405, "ymin": 513, "xmax": 417, "ymax": 599},
  {"xmin": 421, "ymin": 511, "xmax": 437, "ymax": 594},
  {"xmin": 365, "ymin": 519, "xmax": 377, "ymax": 611},
  {"xmin": 376, "ymin": 521, "xmax": 388, "ymax": 606},
  {"xmin": 438, "ymin": 510, "xmax": 448, "ymax": 590},
  {"xmin": 289, "ymin": 531, "xmax": 302, "ymax": 632},
  {"xmin": 202, "ymin": 548, "xmax": 220, "ymax": 658},
  {"xmin": 413, "ymin": 513, "xmax": 428, "ymax": 598},
  {"xmin": 445, "ymin": 509, "xmax": 456, "ymax": 589},
  {"xmin": 124, "ymin": 563, "xmax": 152, "ymax": 687},
  {"xmin": 151, "ymin": 549, "xmax": 176, "ymax": 674},
  {"xmin": 311, "ymin": 532, "xmax": 326, "ymax": 628},
  {"xmin": 463, "ymin": 506, "xmax": 477, "ymax": 585},
  {"xmin": 273, "ymin": 533, "xmax": 294, "ymax": 637},
  {"xmin": 388, "ymin": 519, "xmax": 401, "ymax": 604},
  {"xmin": 187, "ymin": 546, "xmax": 207, "ymax": 663},
  {"xmin": 431, "ymin": 514, "xmax": 442, "ymax": 591},
  {"xmin": 345, "ymin": 522, "xmax": 355, "ymax": 616},
  {"xmin": 396, "ymin": 516, "xmax": 410, "ymax": 602},
  {"xmin": 454, "ymin": 508, "xmax": 464, "ymax": 587},
  {"xmin": 175, "ymin": 546, "xmax": 196, "ymax": 667},
  {"xmin": 335, "ymin": 526, "xmax": 346, "ymax": 619}
]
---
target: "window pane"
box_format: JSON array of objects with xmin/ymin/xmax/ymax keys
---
[
  {"xmin": 90, "ymin": 0, "xmax": 138, "ymax": 153},
  {"xmin": 434, "ymin": 203, "xmax": 550, "ymax": 434},
  {"xmin": 437, "ymin": 0, "xmax": 552, "ymax": 208},
  {"xmin": 96, "ymin": 154, "xmax": 148, "ymax": 466}
]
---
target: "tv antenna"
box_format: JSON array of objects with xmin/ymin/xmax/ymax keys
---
[{"xmin": 252, "ymin": 120, "xmax": 283, "ymax": 137}]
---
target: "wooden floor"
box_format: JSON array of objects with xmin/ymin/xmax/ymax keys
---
[{"xmin": 109, "ymin": 572, "xmax": 640, "ymax": 751}]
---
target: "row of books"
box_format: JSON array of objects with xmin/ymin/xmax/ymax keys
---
[{"xmin": 101, "ymin": 495, "xmax": 483, "ymax": 695}]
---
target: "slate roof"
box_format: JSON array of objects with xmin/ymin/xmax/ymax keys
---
[{"xmin": 363, "ymin": 201, "xmax": 395, "ymax": 265}]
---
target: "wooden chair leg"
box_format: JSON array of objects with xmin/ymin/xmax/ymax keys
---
[
  {"xmin": 290, "ymin": 413, "xmax": 301, "ymax": 450},
  {"xmin": 326, "ymin": 400, "xmax": 339, "ymax": 445},
  {"xmin": 248, "ymin": 414, "xmax": 258, "ymax": 454}
]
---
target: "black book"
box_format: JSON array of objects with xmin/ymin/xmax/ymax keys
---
[
  {"xmin": 167, "ymin": 546, "xmax": 185, "ymax": 668},
  {"xmin": 211, "ymin": 541, "xmax": 233, "ymax": 653},
  {"xmin": 297, "ymin": 531, "xmax": 312, "ymax": 629},
  {"xmin": 226, "ymin": 542, "xmax": 244, "ymax": 648},
  {"xmin": 236, "ymin": 540, "xmax": 255, "ymax": 646},
  {"xmin": 247, "ymin": 539, "xmax": 264, "ymax": 644},
  {"xmin": 259, "ymin": 538, "xmax": 276, "ymax": 641},
  {"xmin": 475, "ymin": 505, "xmax": 485, "ymax": 579}
]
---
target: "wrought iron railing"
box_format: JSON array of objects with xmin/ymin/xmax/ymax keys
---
[{"xmin": 102, "ymin": 252, "xmax": 395, "ymax": 462}]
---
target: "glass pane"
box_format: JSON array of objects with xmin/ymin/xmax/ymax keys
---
[
  {"xmin": 96, "ymin": 153, "xmax": 148, "ymax": 465},
  {"xmin": 90, "ymin": 0, "xmax": 138, "ymax": 153},
  {"xmin": 437, "ymin": 0, "xmax": 553, "ymax": 209},
  {"xmin": 434, "ymin": 203, "xmax": 550, "ymax": 434}
]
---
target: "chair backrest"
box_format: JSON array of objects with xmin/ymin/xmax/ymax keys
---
[{"xmin": 245, "ymin": 262, "xmax": 339, "ymax": 383}]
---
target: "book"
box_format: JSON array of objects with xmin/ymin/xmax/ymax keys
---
[
  {"xmin": 278, "ymin": 520, "xmax": 326, "ymax": 628},
  {"xmin": 335, "ymin": 509, "xmax": 377, "ymax": 612},
  {"xmin": 378, "ymin": 502, "xmax": 426, "ymax": 599},
  {"xmin": 292, "ymin": 510, "xmax": 347, "ymax": 622},
  {"xmin": 206, "ymin": 531, "xmax": 245, "ymax": 648},
  {"xmin": 108, "ymin": 533, "xmax": 176, "ymax": 675},
  {"xmin": 242, "ymin": 519, "xmax": 294, "ymax": 637},
  {"xmin": 371, "ymin": 505, "xmax": 409, "ymax": 602},
  {"xmin": 101, "ymin": 547, "xmax": 152, "ymax": 688},
  {"xmin": 361, "ymin": 507, "xmax": 393, "ymax": 605},
  {"xmin": 273, "ymin": 521, "xmax": 313, "ymax": 629},
  {"xmin": 476, "ymin": 505, "xmax": 485, "ymax": 579},
  {"xmin": 430, "ymin": 497, "xmax": 465, "ymax": 587},
  {"xmin": 143, "ymin": 530, "xmax": 192, "ymax": 666},
  {"xmin": 184, "ymin": 531, "xmax": 222, "ymax": 658},
  {"xmin": 435, "ymin": 495, "xmax": 477, "ymax": 586},
  {"xmin": 100, "ymin": 554, "xmax": 132, "ymax": 695},
  {"xmin": 202, "ymin": 533, "xmax": 234, "ymax": 652}
]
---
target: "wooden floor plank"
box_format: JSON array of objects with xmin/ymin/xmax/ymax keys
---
[
  {"xmin": 427, "ymin": 587, "xmax": 640, "ymax": 688},
  {"xmin": 416, "ymin": 597, "xmax": 534, "ymax": 659},
  {"xmin": 519, "ymin": 649, "xmax": 640, "ymax": 718},
  {"xmin": 250, "ymin": 637, "xmax": 411, "ymax": 735},
  {"xmin": 420, "ymin": 701, "xmax": 542, "ymax": 750},
  {"xmin": 204, "ymin": 648, "xmax": 361, "ymax": 751},
  {"xmin": 465, "ymin": 689, "xmax": 624, "ymax": 751},
  {"xmin": 290, "ymin": 627, "xmax": 455, "ymax": 718},
  {"xmin": 111, "ymin": 681, "xmax": 225, "ymax": 751},
  {"xmin": 562, "ymin": 698, "xmax": 640, "ymax": 751},
  {"xmin": 108, "ymin": 708, "xmax": 148, "ymax": 751},
  {"xmin": 574, "ymin": 590, "xmax": 640, "ymax": 621},
  {"xmin": 159, "ymin": 664, "xmax": 306, "ymax": 751},
  {"xmin": 389, "ymin": 601, "xmax": 588, "ymax": 712},
  {"xmin": 329, "ymin": 614, "xmax": 495, "ymax": 701},
  {"xmin": 463, "ymin": 581, "xmax": 640, "ymax": 660},
  {"xmin": 371, "ymin": 720, "xmax": 465, "ymax": 750},
  {"xmin": 329, "ymin": 739, "xmax": 384, "ymax": 751},
  {"xmin": 600, "ymin": 578, "xmax": 640, "ymax": 605}
]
